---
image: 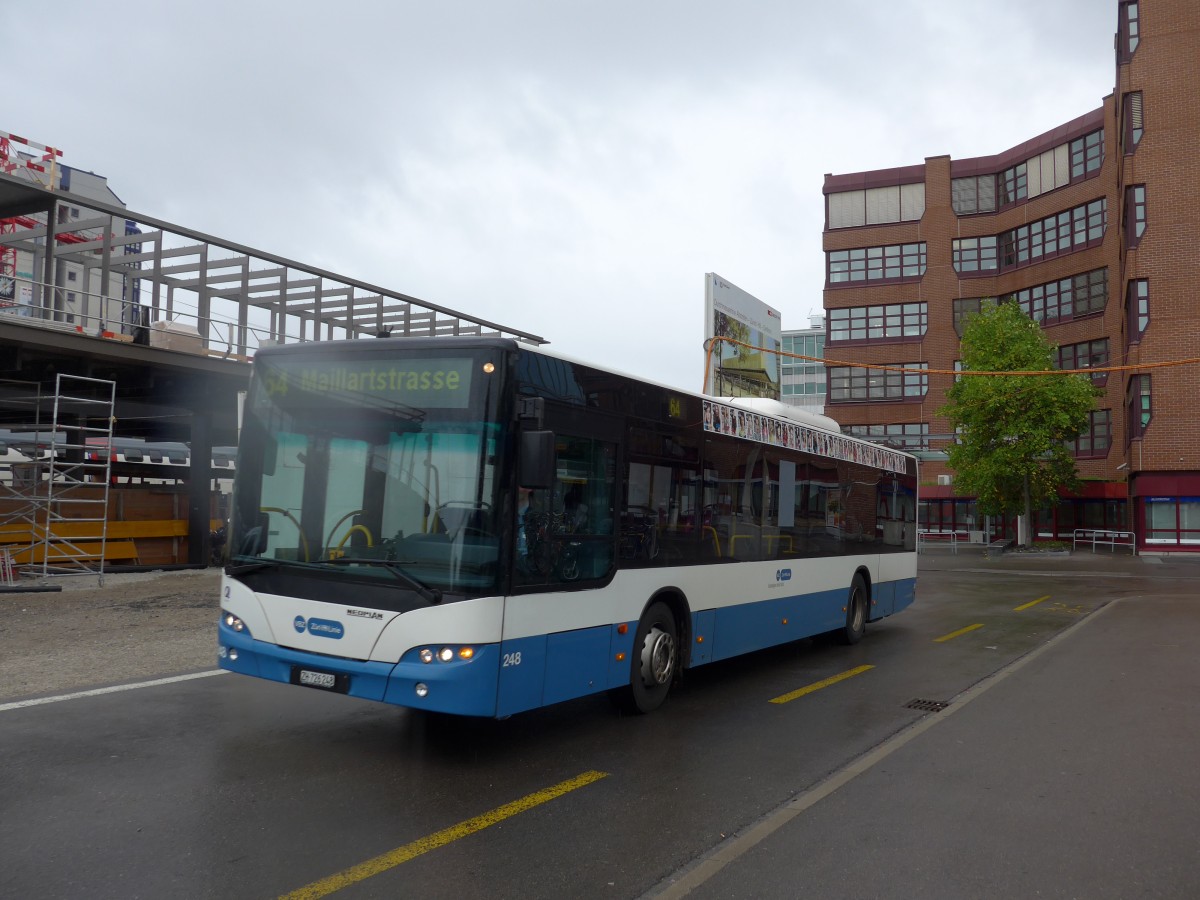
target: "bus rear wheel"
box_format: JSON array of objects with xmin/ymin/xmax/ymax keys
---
[
  {"xmin": 837, "ymin": 574, "xmax": 868, "ymax": 645},
  {"xmin": 612, "ymin": 601, "xmax": 678, "ymax": 714}
]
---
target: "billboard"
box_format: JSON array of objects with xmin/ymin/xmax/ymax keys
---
[{"xmin": 703, "ymin": 273, "xmax": 781, "ymax": 399}]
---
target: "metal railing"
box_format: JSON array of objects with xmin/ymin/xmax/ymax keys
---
[
  {"xmin": 1072, "ymin": 528, "xmax": 1136, "ymax": 554},
  {"xmin": 917, "ymin": 530, "xmax": 965, "ymax": 554}
]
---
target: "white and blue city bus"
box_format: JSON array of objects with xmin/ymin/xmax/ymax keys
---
[{"xmin": 218, "ymin": 337, "xmax": 918, "ymax": 716}]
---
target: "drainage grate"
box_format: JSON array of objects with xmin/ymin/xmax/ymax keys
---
[{"xmin": 905, "ymin": 698, "xmax": 950, "ymax": 712}]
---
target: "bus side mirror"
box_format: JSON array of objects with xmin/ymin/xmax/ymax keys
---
[{"xmin": 519, "ymin": 430, "xmax": 555, "ymax": 489}]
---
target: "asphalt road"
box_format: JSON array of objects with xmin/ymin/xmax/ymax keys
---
[{"xmin": 2, "ymin": 551, "xmax": 1197, "ymax": 899}]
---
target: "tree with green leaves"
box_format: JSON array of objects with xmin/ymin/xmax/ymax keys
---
[{"xmin": 939, "ymin": 301, "xmax": 1097, "ymax": 548}]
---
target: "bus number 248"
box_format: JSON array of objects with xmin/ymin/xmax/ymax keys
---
[{"xmin": 502, "ymin": 652, "xmax": 522, "ymax": 667}]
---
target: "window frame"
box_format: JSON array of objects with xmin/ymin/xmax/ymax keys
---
[
  {"xmin": 1057, "ymin": 338, "xmax": 1110, "ymax": 386},
  {"xmin": 952, "ymin": 236, "xmax": 998, "ymax": 273},
  {"xmin": 954, "ymin": 200, "xmax": 1107, "ymax": 277},
  {"xmin": 1126, "ymin": 279, "xmax": 1149, "ymax": 345},
  {"xmin": 843, "ymin": 423, "xmax": 930, "ymax": 450},
  {"xmin": 1124, "ymin": 185, "xmax": 1147, "ymax": 248},
  {"xmin": 827, "ymin": 362, "xmax": 928, "ymax": 404},
  {"xmin": 954, "ymin": 268, "xmax": 1107, "ymax": 335},
  {"xmin": 1069, "ymin": 130, "xmax": 1105, "ymax": 180},
  {"xmin": 1071, "ymin": 409, "xmax": 1112, "ymax": 459},
  {"xmin": 1118, "ymin": 1, "xmax": 1140, "ymax": 64},
  {"xmin": 998, "ymin": 161, "xmax": 1028, "ymax": 208},
  {"xmin": 827, "ymin": 302, "xmax": 928, "ymax": 344},
  {"xmin": 827, "ymin": 243, "xmax": 927, "ymax": 287},
  {"xmin": 951, "ymin": 174, "xmax": 997, "ymax": 216},
  {"xmin": 1123, "ymin": 92, "xmax": 1143, "ymax": 153},
  {"xmin": 1126, "ymin": 374, "xmax": 1152, "ymax": 442}
]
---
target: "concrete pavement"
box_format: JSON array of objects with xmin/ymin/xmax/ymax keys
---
[{"xmin": 649, "ymin": 548, "xmax": 1200, "ymax": 899}]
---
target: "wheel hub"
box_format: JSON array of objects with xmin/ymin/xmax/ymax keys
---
[{"xmin": 640, "ymin": 626, "xmax": 676, "ymax": 686}]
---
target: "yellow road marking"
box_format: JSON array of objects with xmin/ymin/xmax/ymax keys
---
[
  {"xmin": 769, "ymin": 665, "xmax": 874, "ymax": 704},
  {"xmin": 1014, "ymin": 594, "xmax": 1051, "ymax": 611},
  {"xmin": 279, "ymin": 769, "xmax": 609, "ymax": 899},
  {"xmin": 934, "ymin": 623, "xmax": 984, "ymax": 643}
]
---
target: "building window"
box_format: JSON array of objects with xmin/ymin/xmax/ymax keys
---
[
  {"xmin": 1071, "ymin": 409, "xmax": 1111, "ymax": 459},
  {"xmin": 827, "ymin": 243, "xmax": 926, "ymax": 285},
  {"xmin": 781, "ymin": 333, "xmax": 824, "ymax": 366},
  {"xmin": 951, "ymin": 175, "xmax": 996, "ymax": 215},
  {"xmin": 1126, "ymin": 279, "xmax": 1149, "ymax": 344},
  {"xmin": 956, "ymin": 200, "xmax": 1106, "ymax": 276},
  {"xmin": 1057, "ymin": 339, "xmax": 1109, "ymax": 385},
  {"xmin": 782, "ymin": 380, "xmax": 826, "ymax": 397},
  {"xmin": 827, "ymin": 303, "xmax": 927, "ymax": 343},
  {"xmin": 1144, "ymin": 499, "xmax": 1200, "ymax": 547},
  {"xmin": 1069, "ymin": 130, "xmax": 1105, "ymax": 180},
  {"xmin": 1118, "ymin": 2, "xmax": 1140, "ymax": 63},
  {"xmin": 781, "ymin": 332, "xmax": 827, "ymax": 402},
  {"xmin": 828, "ymin": 363, "xmax": 927, "ymax": 403},
  {"xmin": 952, "ymin": 236, "xmax": 998, "ymax": 273},
  {"xmin": 952, "ymin": 297, "xmax": 998, "ymax": 335},
  {"xmin": 1023, "ymin": 268, "xmax": 1108, "ymax": 325},
  {"xmin": 955, "ymin": 129, "xmax": 1102, "ymax": 215},
  {"xmin": 998, "ymin": 161, "xmax": 1027, "ymax": 206},
  {"xmin": 1126, "ymin": 375, "xmax": 1151, "ymax": 440},
  {"xmin": 843, "ymin": 423, "xmax": 929, "ymax": 450},
  {"xmin": 1125, "ymin": 185, "xmax": 1147, "ymax": 248},
  {"xmin": 954, "ymin": 269, "xmax": 1107, "ymax": 334},
  {"xmin": 827, "ymin": 184, "xmax": 925, "ymax": 229},
  {"xmin": 1123, "ymin": 92, "xmax": 1143, "ymax": 152}
]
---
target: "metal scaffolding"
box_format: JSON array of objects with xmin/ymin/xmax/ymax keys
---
[
  {"xmin": 0, "ymin": 169, "xmax": 545, "ymax": 359},
  {"xmin": 0, "ymin": 375, "xmax": 115, "ymax": 584}
]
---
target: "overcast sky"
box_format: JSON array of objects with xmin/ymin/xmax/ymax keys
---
[{"xmin": 3, "ymin": 1, "xmax": 1116, "ymax": 389}]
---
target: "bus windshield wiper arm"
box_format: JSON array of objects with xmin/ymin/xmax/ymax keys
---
[{"xmin": 324, "ymin": 557, "xmax": 443, "ymax": 604}]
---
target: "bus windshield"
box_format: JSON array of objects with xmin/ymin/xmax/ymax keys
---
[{"xmin": 229, "ymin": 348, "xmax": 505, "ymax": 596}]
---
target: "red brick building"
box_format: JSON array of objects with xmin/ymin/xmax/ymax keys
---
[{"xmin": 821, "ymin": 0, "xmax": 1199, "ymax": 551}]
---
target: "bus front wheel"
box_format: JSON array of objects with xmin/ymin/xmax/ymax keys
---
[
  {"xmin": 612, "ymin": 601, "xmax": 678, "ymax": 714},
  {"xmin": 837, "ymin": 574, "xmax": 868, "ymax": 645}
]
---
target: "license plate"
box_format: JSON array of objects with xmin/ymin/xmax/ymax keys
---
[{"xmin": 290, "ymin": 666, "xmax": 349, "ymax": 693}]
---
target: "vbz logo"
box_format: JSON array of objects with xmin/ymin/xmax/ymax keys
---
[{"xmin": 776, "ymin": 568, "xmax": 792, "ymax": 583}]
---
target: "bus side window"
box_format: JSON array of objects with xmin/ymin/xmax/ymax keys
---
[
  {"xmin": 624, "ymin": 428, "xmax": 703, "ymax": 565},
  {"xmin": 515, "ymin": 435, "xmax": 616, "ymax": 587}
]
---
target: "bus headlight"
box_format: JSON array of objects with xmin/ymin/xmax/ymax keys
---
[
  {"xmin": 223, "ymin": 612, "xmax": 246, "ymax": 632},
  {"xmin": 417, "ymin": 646, "xmax": 474, "ymax": 663},
  {"xmin": 415, "ymin": 683, "xmax": 429, "ymax": 698}
]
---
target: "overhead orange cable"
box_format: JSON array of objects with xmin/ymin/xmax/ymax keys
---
[{"xmin": 702, "ymin": 335, "xmax": 1200, "ymax": 391}]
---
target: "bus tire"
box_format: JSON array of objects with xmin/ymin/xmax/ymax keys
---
[
  {"xmin": 837, "ymin": 574, "xmax": 868, "ymax": 646},
  {"xmin": 612, "ymin": 601, "xmax": 678, "ymax": 714}
]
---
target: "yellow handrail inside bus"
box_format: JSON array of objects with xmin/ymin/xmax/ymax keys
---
[{"xmin": 335, "ymin": 525, "xmax": 374, "ymax": 552}]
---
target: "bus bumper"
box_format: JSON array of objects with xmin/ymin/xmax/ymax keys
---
[{"xmin": 218, "ymin": 618, "xmax": 501, "ymax": 716}]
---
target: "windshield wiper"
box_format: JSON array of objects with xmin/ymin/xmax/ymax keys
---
[{"xmin": 324, "ymin": 557, "xmax": 443, "ymax": 605}]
